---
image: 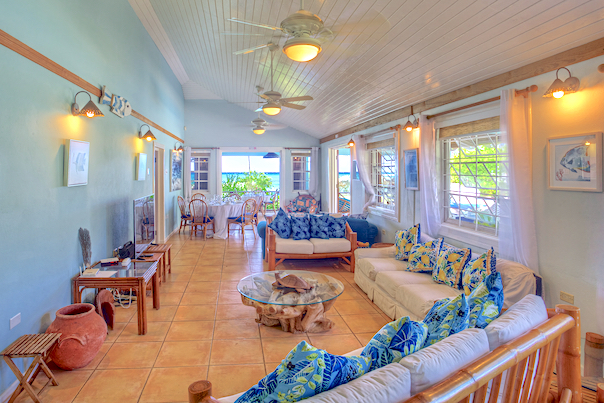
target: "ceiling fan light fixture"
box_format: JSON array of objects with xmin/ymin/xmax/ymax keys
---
[
  {"xmin": 283, "ymin": 37, "xmax": 321, "ymax": 62},
  {"xmin": 253, "ymin": 126, "xmax": 266, "ymax": 135},
  {"xmin": 263, "ymin": 102, "xmax": 281, "ymax": 116}
]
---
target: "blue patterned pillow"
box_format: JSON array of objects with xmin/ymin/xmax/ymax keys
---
[
  {"xmin": 468, "ymin": 272, "xmax": 504, "ymax": 329},
  {"xmin": 407, "ymin": 238, "xmax": 444, "ymax": 272},
  {"xmin": 361, "ymin": 317, "xmax": 428, "ymax": 371},
  {"xmin": 462, "ymin": 247, "xmax": 497, "ymax": 295},
  {"xmin": 422, "ymin": 293, "xmax": 470, "ymax": 347},
  {"xmin": 268, "ymin": 208, "xmax": 291, "ymax": 239},
  {"xmin": 291, "ymin": 215, "xmax": 311, "ymax": 240},
  {"xmin": 326, "ymin": 215, "xmax": 347, "ymax": 238},
  {"xmin": 235, "ymin": 341, "xmax": 370, "ymax": 403},
  {"xmin": 310, "ymin": 214, "xmax": 329, "ymax": 239}
]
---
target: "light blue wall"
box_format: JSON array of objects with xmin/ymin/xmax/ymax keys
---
[{"xmin": 0, "ymin": 0, "xmax": 184, "ymax": 393}]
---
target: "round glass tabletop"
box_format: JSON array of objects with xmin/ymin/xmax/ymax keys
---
[{"xmin": 237, "ymin": 270, "xmax": 345, "ymax": 306}]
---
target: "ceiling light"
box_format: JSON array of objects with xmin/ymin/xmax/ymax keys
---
[
  {"xmin": 283, "ymin": 37, "xmax": 322, "ymax": 62},
  {"xmin": 253, "ymin": 126, "xmax": 266, "ymax": 135},
  {"xmin": 263, "ymin": 102, "xmax": 281, "ymax": 116},
  {"xmin": 263, "ymin": 152, "xmax": 279, "ymax": 159},
  {"xmin": 543, "ymin": 67, "xmax": 580, "ymax": 99},
  {"xmin": 72, "ymin": 91, "xmax": 104, "ymax": 118},
  {"xmin": 139, "ymin": 124, "xmax": 156, "ymax": 142}
]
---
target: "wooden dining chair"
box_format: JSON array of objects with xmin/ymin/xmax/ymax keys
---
[
  {"xmin": 189, "ymin": 199, "xmax": 214, "ymax": 240},
  {"xmin": 227, "ymin": 199, "xmax": 257, "ymax": 238},
  {"xmin": 263, "ymin": 190, "xmax": 279, "ymax": 216},
  {"xmin": 177, "ymin": 196, "xmax": 192, "ymax": 234},
  {"xmin": 191, "ymin": 193, "xmax": 206, "ymax": 201}
]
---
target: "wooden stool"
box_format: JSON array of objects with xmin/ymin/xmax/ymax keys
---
[
  {"xmin": 1, "ymin": 333, "xmax": 61, "ymax": 403},
  {"xmin": 146, "ymin": 244, "xmax": 172, "ymax": 278}
]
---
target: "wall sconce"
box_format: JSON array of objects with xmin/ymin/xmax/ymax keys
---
[
  {"xmin": 543, "ymin": 67, "xmax": 580, "ymax": 99},
  {"xmin": 347, "ymin": 136, "xmax": 355, "ymax": 147},
  {"xmin": 404, "ymin": 106, "xmax": 418, "ymax": 132},
  {"xmin": 71, "ymin": 91, "xmax": 104, "ymax": 118},
  {"xmin": 139, "ymin": 124, "xmax": 156, "ymax": 142},
  {"xmin": 174, "ymin": 142, "xmax": 183, "ymax": 152}
]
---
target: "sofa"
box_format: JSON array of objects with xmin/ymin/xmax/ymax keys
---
[{"xmin": 354, "ymin": 233, "xmax": 543, "ymax": 321}]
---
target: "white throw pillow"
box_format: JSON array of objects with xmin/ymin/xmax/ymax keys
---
[
  {"xmin": 398, "ymin": 328, "xmax": 489, "ymax": 395},
  {"xmin": 484, "ymin": 294, "xmax": 548, "ymax": 350}
]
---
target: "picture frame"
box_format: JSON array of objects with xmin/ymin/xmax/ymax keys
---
[
  {"xmin": 548, "ymin": 132, "xmax": 602, "ymax": 192},
  {"xmin": 136, "ymin": 153, "xmax": 147, "ymax": 181},
  {"xmin": 403, "ymin": 148, "xmax": 419, "ymax": 190},
  {"xmin": 170, "ymin": 149, "xmax": 183, "ymax": 191},
  {"xmin": 64, "ymin": 139, "xmax": 90, "ymax": 187}
]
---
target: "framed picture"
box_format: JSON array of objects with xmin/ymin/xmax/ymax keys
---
[
  {"xmin": 170, "ymin": 149, "xmax": 183, "ymax": 191},
  {"xmin": 404, "ymin": 148, "xmax": 419, "ymax": 190},
  {"xmin": 64, "ymin": 139, "xmax": 90, "ymax": 187},
  {"xmin": 136, "ymin": 153, "xmax": 147, "ymax": 181},
  {"xmin": 548, "ymin": 132, "xmax": 602, "ymax": 192}
]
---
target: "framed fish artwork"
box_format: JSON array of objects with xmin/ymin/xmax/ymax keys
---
[
  {"xmin": 548, "ymin": 132, "xmax": 602, "ymax": 192},
  {"xmin": 64, "ymin": 139, "xmax": 90, "ymax": 187}
]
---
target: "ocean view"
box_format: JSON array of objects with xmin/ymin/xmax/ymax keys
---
[{"xmin": 221, "ymin": 172, "xmax": 350, "ymax": 191}]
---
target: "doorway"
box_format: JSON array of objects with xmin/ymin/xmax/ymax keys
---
[
  {"xmin": 329, "ymin": 147, "xmax": 351, "ymax": 213},
  {"xmin": 153, "ymin": 143, "xmax": 166, "ymax": 243}
]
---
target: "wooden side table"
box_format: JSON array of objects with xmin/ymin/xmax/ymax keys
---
[
  {"xmin": 1, "ymin": 333, "xmax": 61, "ymax": 403},
  {"xmin": 137, "ymin": 252, "xmax": 166, "ymax": 282},
  {"xmin": 145, "ymin": 244, "xmax": 172, "ymax": 279}
]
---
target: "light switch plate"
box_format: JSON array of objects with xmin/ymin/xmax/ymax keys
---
[
  {"xmin": 560, "ymin": 291, "xmax": 574, "ymax": 304},
  {"xmin": 10, "ymin": 313, "xmax": 21, "ymax": 329}
]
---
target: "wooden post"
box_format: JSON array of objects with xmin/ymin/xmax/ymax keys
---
[
  {"xmin": 585, "ymin": 332, "xmax": 604, "ymax": 378},
  {"xmin": 188, "ymin": 380, "xmax": 219, "ymax": 403},
  {"xmin": 267, "ymin": 228, "xmax": 276, "ymax": 271},
  {"xmin": 596, "ymin": 383, "xmax": 604, "ymax": 403},
  {"xmin": 556, "ymin": 304, "xmax": 583, "ymax": 403}
]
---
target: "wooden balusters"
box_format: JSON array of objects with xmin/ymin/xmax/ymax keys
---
[{"xmin": 556, "ymin": 305, "xmax": 582, "ymax": 403}]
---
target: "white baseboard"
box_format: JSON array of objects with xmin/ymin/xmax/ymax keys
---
[
  {"xmin": 167, "ymin": 226, "xmax": 179, "ymax": 240},
  {"xmin": 0, "ymin": 380, "xmax": 18, "ymax": 403}
]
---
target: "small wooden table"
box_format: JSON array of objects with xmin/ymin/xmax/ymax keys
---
[
  {"xmin": 1, "ymin": 333, "xmax": 61, "ymax": 403},
  {"xmin": 73, "ymin": 260, "xmax": 159, "ymax": 335},
  {"xmin": 145, "ymin": 244, "xmax": 172, "ymax": 279},
  {"xmin": 136, "ymin": 252, "xmax": 165, "ymax": 282}
]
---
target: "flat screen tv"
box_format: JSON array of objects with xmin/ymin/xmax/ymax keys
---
[{"xmin": 134, "ymin": 194, "xmax": 154, "ymax": 258}]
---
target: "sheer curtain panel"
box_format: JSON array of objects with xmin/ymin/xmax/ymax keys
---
[
  {"xmin": 184, "ymin": 146, "xmax": 192, "ymax": 201},
  {"xmin": 419, "ymin": 116, "xmax": 441, "ymax": 237},
  {"xmin": 309, "ymin": 147, "xmax": 319, "ymax": 198},
  {"xmin": 351, "ymin": 134, "xmax": 376, "ymax": 210}
]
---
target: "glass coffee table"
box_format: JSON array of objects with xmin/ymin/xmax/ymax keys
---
[{"xmin": 237, "ymin": 270, "xmax": 345, "ymax": 333}]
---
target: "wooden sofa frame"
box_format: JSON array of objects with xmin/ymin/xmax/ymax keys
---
[
  {"xmin": 188, "ymin": 304, "xmax": 593, "ymax": 403},
  {"xmin": 266, "ymin": 222, "xmax": 357, "ymax": 273}
]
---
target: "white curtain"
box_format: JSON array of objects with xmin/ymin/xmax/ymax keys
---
[
  {"xmin": 499, "ymin": 89, "xmax": 540, "ymax": 274},
  {"xmin": 351, "ymin": 134, "xmax": 376, "ymax": 210},
  {"xmin": 183, "ymin": 146, "xmax": 192, "ymax": 201},
  {"xmin": 309, "ymin": 146, "xmax": 319, "ymax": 198},
  {"xmin": 419, "ymin": 116, "xmax": 441, "ymax": 237}
]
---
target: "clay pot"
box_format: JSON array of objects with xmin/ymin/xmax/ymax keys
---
[{"xmin": 46, "ymin": 303, "xmax": 107, "ymax": 370}]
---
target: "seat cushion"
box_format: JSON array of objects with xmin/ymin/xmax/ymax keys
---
[
  {"xmin": 358, "ymin": 258, "xmax": 410, "ymax": 281},
  {"xmin": 394, "ymin": 283, "xmax": 462, "ymax": 319},
  {"xmin": 375, "ymin": 271, "xmax": 434, "ymax": 299},
  {"xmin": 309, "ymin": 238, "xmax": 351, "ymax": 254},
  {"xmin": 398, "ymin": 328, "xmax": 490, "ymax": 395},
  {"xmin": 275, "ymin": 235, "xmax": 314, "ymax": 254}
]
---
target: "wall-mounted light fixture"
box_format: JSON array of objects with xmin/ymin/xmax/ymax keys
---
[
  {"xmin": 139, "ymin": 124, "xmax": 156, "ymax": 142},
  {"xmin": 174, "ymin": 142, "xmax": 184, "ymax": 152},
  {"xmin": 543, "ymin": 67, "xmax": 580, "ymax": 99},
  {"xmin": 347, "ymin": 136, "xmax": 355, "ymax": 147},
  {"xmin": 403, "ymin": 106, "xmax": 418, "ymax": 132},
  {"xmin": 72, "ymin": 91, "xmax": 104, "ymax": 118}
]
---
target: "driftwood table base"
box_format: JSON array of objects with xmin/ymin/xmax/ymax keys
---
[{"xmin": 242, "ymin": 296, "xmax": 337, "ymax": 333}]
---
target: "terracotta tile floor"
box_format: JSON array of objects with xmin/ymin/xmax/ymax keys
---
[{"xmin": 16, "ymin": 232, "xmax": 391, "ymax": 403}]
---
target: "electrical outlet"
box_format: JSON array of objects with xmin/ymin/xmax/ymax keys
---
[
  {"xmin": 560, "ymin": 291, "xmax": 574, "ymax": 304},
  {"xmin": 10, "ymin": 313, "xmax": 21, "ymax": 330}
]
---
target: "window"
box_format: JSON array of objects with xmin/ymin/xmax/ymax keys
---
[
  {"xmin": 370, "ymin": 146, "xmax": 397, "ymax": 214},
  {"xmin": 191, "ymin": 153, "xmax": 209, "ymax": 191},
  {"xmin": 292, "ymin": 151, "xmax": 310, "ymax": 191},
  {"xmin": 441, "ymin": 131, "xmax": 508, "ymax": 236}
]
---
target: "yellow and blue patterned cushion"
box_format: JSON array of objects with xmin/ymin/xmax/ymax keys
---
[
  {"xmin": 394, "ymin": 224, "xmax": 420, "ymax": 261},
  {"xmin": 361, "ymin": 316, "xmax": 428, "ymax": 371},
  {"xmin": 432, "ymin": 245, "xmax": 472, "ymax": 288},
  {"xmin": 291, "ymin": 215, "xmax": 311, "ymax": 240},
  {"xmin": 422, "ymin": 293, "xmax": 470, "ymax": 347},
  {"xmin": 468, "ymin": 272, "xmax": 504, "ymax": 329},
  {"xmin": 462, "ymin": 247, "xmax": 497, "ymax": 295},
  {"xmin": 235, "ymin": 341, "xmax": 370, "ymax": 403},
  {"xmin": 268, "ymin": 208, "xmax": 291, "ymax": 239},
  {"xmin": 407, "ymin": 238, "xmax": 444, "ymax": 272}
]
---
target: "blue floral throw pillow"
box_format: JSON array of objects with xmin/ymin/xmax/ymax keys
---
[
  {"xmin": 468, "ymin": 272, "xmax": 504, "ymax": 329},
  {"xmin": 422, "ymin": 293, "xmax": 470, "ymax": 347},
  {"xmin": 327, "ymin": 215, "xmax": 347, "ymax": 238},
  {"xmin": 361, "ymin": 316, "xmax": 428, "ymax": 371},
  {"xmin": 268, "ymin": 208, "xmax": 291, "ymax": 239},
  {"xmin": 235, "ymin": 341, "xmax": 370, "ymax": 403},
  {"xmin": 310, "ymin": 215, "xmax": 329, "ymax": 239},
  {"xmin": 291, "ymin": 215, "xmax": 311, "ymax": 240}
]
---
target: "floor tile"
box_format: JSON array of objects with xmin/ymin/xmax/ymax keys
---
[
  {"xmin": 165, "ymin": 273, "xmax": 192, "ymax": 282},
  {"xmin": 146, "ymin": 305, "xmax": 178, "ymax": 322},
  {"xmin": 307, "ymin": 315, "xmax": 352, "ymax": 336},
  {"xmin": 193, "ymin": 265, "xmax": 223, "ymax": 273},
  {"xmin": 179, "ymin": 291, "xmax": 219, "ymax": 305},
  {"xmin": 174, "ymin": 305, "xmax": 216, "ymax": 321},
  {"xmin": 166, "ymin": 321, "xmax": 214, "ymax": 341},
  {"xmin": 261, "ymin": 336, "xmax": 310, "ymax": 363},
  {"xmin": 220, "ymin": 271, "xmax": 251, "ymax": 282},
  {"xmin": 219, "ymin": 281, "xmax": 240, "ymax": 292},
  {"xmin": 139, "ymin": 366, "xmax": 208, "ymax": 402},
  {"xmin": 222, "ymin": 264, "xmax": 250, "ymax": 272},
  {"xmin": 354, "ymin": 332, "xmax": 375, "ymax": 346},
  {"xmin": 207, "ymin": 364, "xmax": 266, "ymax": 399},
  {"xmin": 307, "ymin": 334, "xmax": 363, "ymax": 355},
  {"xmin": 16, "ymin": 368, "xmax": 92, "ymax": 403},
  {"xmin": 259, "ymin": 325, "xmax": 307, "ymax": 339},
  {"xmin": 197, "ymin": 258, "xmax": 224, "ymax": 266},
  {"xmin": 186, "ymin": 281, "xmax": 221, "ymax": 293},
  {"xmin": 97, "ymin": 342, "xmax": 161, "ymax": 369},
  {"xmin": 72, "ymin": 368, "xmax": 150, "ymax": 403},
  {"xmin": 210, "ymin": 339, "xmax": 264, "ymax": 365},
  {"xmin": 114, "ymin": 306, "xmax": 137, "ymax": 323},
  {"xmin": 74, "ymin": 342, "xmax": 112, "ymax": 371},
  {"xmin": 213, "ymin": 319, "xmax": 260, "ymax": 339},
  {"xmin": 116, "ymin": 321, "xmax": 170, "ymax": 343},
  {"xmin": 145, "ymin": 292, "xmax": 183, "ymax": 306},
  {"xmin": 169, "ymin": 265, "xmax": 195, "ymax": 274},
  {"xmin": 155, "ymin": 340, "xmax": 212, "ymax": 367},
  {"xmin": 189, "ymin": 271, "xmax": 222, "ymax": 282},
  {"xmin": 340, "ymin": 314, "xmax": 389, "ymax": 334},
  {"xmin": 215, "ymin": 304, "xmax": 256, "ymax": 320},
  {"xmin": 333, "ymin": 298, "xmax": 380, "ymax": 315},
  {"xmin": 104, "ymin": 322, "xmax": 127, "ymax": 342},
  {"xmin": 217, "ymin": 291, "xmax": 244, "ymax": 305}
]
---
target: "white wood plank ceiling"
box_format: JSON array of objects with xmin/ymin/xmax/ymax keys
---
[{"xmin": 129, "ymin": 0, "xmax": 604, "ymax": 139}]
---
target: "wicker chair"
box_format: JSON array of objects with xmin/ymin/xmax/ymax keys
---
[
  {"xmin": 227, "ymin": 198, "xmax": 257, "ymax": 238},
  {"xmin": 189, "ymin": 199, "xmax": 214, "ymax": 240},
  {"xmin": 177, "ymin": 196, "xmax": 192, "ymax": 234},
  {"xmin": 191, "ymin": 193, "xmax": 206, "ymax": 201},
  {"xmin": 262, "ymin": 190, "xmax": 279, "ymax": 216}
]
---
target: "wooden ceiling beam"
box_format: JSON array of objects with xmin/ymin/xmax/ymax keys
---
[{"xmin": 320, "ymin": 36, "xmax": 604, "ymax": 144}]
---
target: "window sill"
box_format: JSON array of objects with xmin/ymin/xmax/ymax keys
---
[
  {"xmin": 368, "ymin": 206, "xmax": 397, "ymax": 221},
  {"xmin": 438, "ymin": 223, "xmax": 499, "ymax": 251}
]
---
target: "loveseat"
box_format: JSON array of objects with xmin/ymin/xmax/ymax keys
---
[{"xmin": 354, "ymin": 233, "xmax": 543, "ymax": 321}]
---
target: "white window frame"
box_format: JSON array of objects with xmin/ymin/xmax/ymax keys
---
[
  {"xmin": 291, "ymin": 150, "xmax": 311, "ymax": 191},
  {"xmin": 367, "ymin": 134, "xmax": 399, "ymax": 220},
  {"xmin": 191, "ymin": 152, "xmax": 210, "ymax": 193}
]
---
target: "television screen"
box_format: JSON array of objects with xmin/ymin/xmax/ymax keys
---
[{"xmin": 134, "ymin": 194, "xmax": 154, "ymax": 258}]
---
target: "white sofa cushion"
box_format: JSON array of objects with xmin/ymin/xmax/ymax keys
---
[
  {"xmin": 310, "ymin": 238, "xmax": 351, "ymax": 253},
  {"xmin": 358, "ymin": 258, "xmax": 410, "ymax": 281},
  {"xmin": 484, "ymin": 294, "xmax": 548, "ymax": 350},
  {"xmin": 398, "ymin": 328, "xmax": 490, "ymax": 395},
  {"xmin": 395, "ymin": 283, "xmax": 462, "ymax": 319},
  {"xmin": 496, "ymin": 259, "xmax": 537, "ymax": 309},
  {"xmin": 355, "ymin": 246, "xmax": 396, "ymax": 260},
  {"xmin": 275, "ymin": 234, "xmax": 313, "ymax": 254},
  {"xmin": 374, "ymin": 271, "xmax": 434, "ymax": 298}
]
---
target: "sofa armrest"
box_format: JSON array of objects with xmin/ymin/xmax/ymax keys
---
[
  {"xmin": 267, "ymin": 226, "xmax": 276, "ymax": 252},
  {"xmin": 355, "ymin": 246, "xmax": 396, "ymax": 260},
  {"xmin": 345, "ymin": 222, "xmax": 357, "ymax": 249}
]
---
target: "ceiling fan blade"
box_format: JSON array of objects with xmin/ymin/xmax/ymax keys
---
[
  {"xmin": 227, "ymin": 18, "xmax": 283, "ymax": 32},
  {"xmin": 279, "ymin": 96, "xmax": 313, "ymax": 102},
  {"xmin": 231, "ymin": 101, "xmax": 264, "ymax": 104},
  {"xmin": 282, "ymin": 103, "xmax": 306, "ymax": 110},
  {"xmin": 256, "ymin": 93, "xmax": 273, "ymax": 101},
  {"xmin": 264, "ymin": 124, "xmax": 287, "ymax": 130},
  {"xmin": 254, "ymin": 107, "xmax": 263, "ymax": 112},
  {"xmin": 220, "ymin": 32, "xmax": 269, "ymax": 36},
  {"xmin": 233, "ymin": 43, "xmax": 270, "ymax": 55}
]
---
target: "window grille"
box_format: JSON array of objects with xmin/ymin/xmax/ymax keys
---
[
  {"xmin": 370, "ymin": 147, "xmax": 396, "ymax": 213},
  {"xmin": 292, "ymin": 152, "xmax": 310, "ymax": 191},
  {"xmin": 191, "ymin": 153, "xmax": 209, "ymax": 191}
]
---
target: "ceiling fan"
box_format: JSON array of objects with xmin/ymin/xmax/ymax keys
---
[{"xmin": 228, "ymin": 0, "xmax": 333, "ymax": 62}]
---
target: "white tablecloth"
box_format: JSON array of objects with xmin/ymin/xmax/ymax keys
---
[{"xmin": 208, "ymin": 203, "xmax": 243, "ymax": 239}]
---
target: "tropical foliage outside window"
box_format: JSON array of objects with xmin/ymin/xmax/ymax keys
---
[{"xmin": 221, "ymin": 171, "xmax": 273, "ymax": 193}]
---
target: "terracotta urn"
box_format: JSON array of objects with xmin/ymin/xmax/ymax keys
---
[{"xmin": 46, "ymin": 303, "xmax": 107, "ymax": 370}]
